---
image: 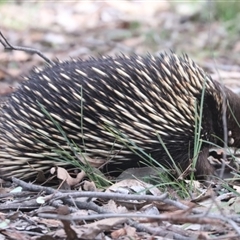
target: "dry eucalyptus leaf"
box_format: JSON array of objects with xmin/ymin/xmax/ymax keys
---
[
  {"xmin": 83, "ymin": 181, "xmax": 96, "ymax": 192},
  {"xmin": 62, "ymin": 220, "xmax": 78, "ymax": 240},
  {"xmin": 57, "ymin": 206, "xmax": 70, "ymax": 215},
  {"xmin": 51, "ymin": 166, "xmax": 84, "ymax": 186},
  {"xmin": 54, "ymin": 218, "xmax": 127, "ymax": 239},
  {"xmin": 103, "ymin": 199, "xmax": 127, "ymax": 214},
  {"xmin": 106, "ymin": 179, "xmax": 162, "ymax": 196},
  {"xmin": 80, "ymin": 218, "xmax": 127, "ymax": 239}
]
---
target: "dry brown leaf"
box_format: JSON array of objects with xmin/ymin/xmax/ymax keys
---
[
  {"xmin": 190, "ymin": 187, "xmax": 215, "ymax": 203},
  {"xmin": 57, "ymin": 205, "xmax": 70, "ymax": 215},
  {"xmin": 111, "ymin": 227, "xmax": 127, "ymax": 239},
  {"xmin": 79, "ymin": 217, "xmax": 127, "ymax": 239},
  {"xmin": 125, "ymin": 225, "xmax": 137, "ymax": 238},
  {"xmin": 54, "ymin": 217, "xmax": 127, "ymax": 239},
  {"xmin": 106, "ymin": 179, "xmax": 162, "ymax": 196},
  {"xmin": 33, "ymin": 217, "xmax": 61, "ymax": 228},
  {"xmin": 62, "ymin": 220, "xmax": 78, "ymax": 240},
  {"xmin": 154, "ymin": 200, "xmax": 196, "ymax": 212},
  {"xmin": 50, "ymin": 166, "xmax": 84, "ymax": 186},
  {"xmin": 103, "ymin": 199, "xmax": 127, "ymax": 214},
  {"xmin": 105, "ymin": 179, "xmax": 163, "ymax": 209},
  {"xmin": 83, "ymin": 180, "xmax": 97, "ymax": 192},
  {"xmin": 2, "ymin": 230, "xmax": 31, "ymax": 240}
]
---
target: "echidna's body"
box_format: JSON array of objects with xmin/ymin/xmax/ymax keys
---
[{"xmin": 1, "ymin": 53, "xmax": 240, "ymax": 179}]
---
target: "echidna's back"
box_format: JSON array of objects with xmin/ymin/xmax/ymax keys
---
[{"xmin": 0, "ymin": 53, "xmax": 220, "ymax": 179}]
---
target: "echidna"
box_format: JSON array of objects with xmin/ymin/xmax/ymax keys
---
[{"xmin": 0, "ymin": 53, "xmax": 240, "ymax": 180}]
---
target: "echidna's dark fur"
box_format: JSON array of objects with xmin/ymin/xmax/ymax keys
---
[{"xmin": 1, "ymin": 53, "xmax": 240, "ymax": 179}]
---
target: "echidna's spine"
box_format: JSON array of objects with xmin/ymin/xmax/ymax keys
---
[{"xmin": 1, "ymin": 53, "xmax": 240, "ymax": 179}]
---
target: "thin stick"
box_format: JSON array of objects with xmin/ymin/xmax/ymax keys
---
[{"xmin": 0, "ymin": 31, "xmax": 54, "ymax": 65}]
